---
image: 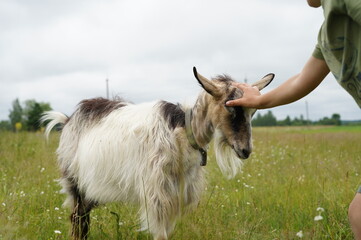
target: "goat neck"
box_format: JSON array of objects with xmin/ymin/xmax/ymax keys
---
[{"xmin": 189, "ymin": 92, "xmax": 214, "ymax": 148}]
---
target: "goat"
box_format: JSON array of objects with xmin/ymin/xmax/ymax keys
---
[{"xmin": 41, "ymin": 67, "xmax": 274, "ymax": 240}]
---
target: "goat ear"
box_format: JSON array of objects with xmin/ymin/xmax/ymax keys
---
[
  {"xmin": 252, "ymin": 73, "xmax": 275, "ymax": 91},
  {"xmin": 193, "ymin": 67, "xmax": 222, "ymax": 98}
]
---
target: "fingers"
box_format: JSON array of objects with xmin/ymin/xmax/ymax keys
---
[
  {"xmin": 226, "ymin": 82, "xmax": 262, "ymax": 107},
  {"xmin": 231, "ymin": 82, "xmax": 250, "ymax": 89},
  {"xmin": 226, "ymin": 98, "xmax": 244, "ymax": 107},
  {"xmin": 232, "ymin": 82, "xmax": 259, "ymax": 91}
]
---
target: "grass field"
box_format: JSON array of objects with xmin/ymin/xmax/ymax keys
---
[{"xmin": 1, "ymin": 126, "xmax": 360, "ymax": 239}]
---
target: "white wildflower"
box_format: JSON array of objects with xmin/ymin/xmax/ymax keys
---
[
  {"xmin": 316, "ymin": 207, "xmax": 325, "ymax": 212},
  {"xmin": 296, "ymin": 230, "xmax": 303, "ymax": 238},
  {"xmin": 54, "ymin": 230, "xmax": 61, "ymax": 234},
  {"xmin": 314, "ymin": 215, "xmax": 323, "ymax": 221},
  {"xmin": 40, "ymin": 167, "xmax": 45, "ymax": 173},
  {"xmin": 54, "ymin": 207, "xmax": 59, "ymax": 211},
  {"xmin": 2, "ymin": 202, "xmax": 6, "ymax": 207}
]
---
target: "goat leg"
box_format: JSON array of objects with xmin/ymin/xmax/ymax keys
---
[{"xmin": 70, "ymin": 195, "xmax": 93, "ymax": 240}]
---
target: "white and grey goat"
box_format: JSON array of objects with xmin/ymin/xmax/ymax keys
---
[{"xmin": 42, "ymin": 67, "xmax": 274, "ymax": 240}]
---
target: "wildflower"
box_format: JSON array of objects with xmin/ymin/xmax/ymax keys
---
[
  {"xmin": 40, "ymin": 168, "xmax": 45, "ymax": 173},
  {"xmin": 15, "ymin": 122, "xmax": 22, "ymax": 132},
  {"xmin": 54, "ymin": 230, "xmax": 61, "ymax": 234},
  {"xmin": 54, "ymin": 207, "xmax": 59, "ymax": 211},
  {"xmin": 2, "ymin": 203, "xmax": 5, "ymax": 207},
  {"xmin": 296, "ymin": 230, "xmax": 303, "ymax": 238},
  {"xmin": 316, "ymin": 207, "xmax": 325, "ymax": 212},
  {"xmin": 314, "ymin": 215, "xmax": 323, "ymax": 221}
]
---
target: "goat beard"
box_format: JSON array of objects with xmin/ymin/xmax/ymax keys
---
[{"xmin": 214, "ymin": 129, "xmax": 243, "ymax": 179}]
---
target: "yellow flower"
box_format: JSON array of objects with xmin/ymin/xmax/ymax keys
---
[{"xmin": 15, "ymin": 122, "xmax": 22, "ymax": 131}]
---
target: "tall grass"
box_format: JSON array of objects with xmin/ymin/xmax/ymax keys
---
[{"xmin": 0, "ymin": 126, "xmax": 360, "ymax": 239}]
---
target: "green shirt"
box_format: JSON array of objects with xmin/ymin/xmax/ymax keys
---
[{"xmin": 313, "ymin": 0, "xmax": 361, "ymax": 107}]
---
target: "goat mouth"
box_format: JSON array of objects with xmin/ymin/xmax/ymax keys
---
[
  {"xmin": 231, "ymin": 145, "xmax": 250, "ymax": 159},
  {"xmin": 221, "ymin": 138, "xmax": 250, "ymax": 159}
]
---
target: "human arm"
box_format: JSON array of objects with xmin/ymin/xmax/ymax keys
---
[
  {"xmin": 226, "ymin": 56, "xmax": 330, "ymax": 109},
  {"xmin": 307, "ymin": 0, "xmax": 321, "ymax": 8}
]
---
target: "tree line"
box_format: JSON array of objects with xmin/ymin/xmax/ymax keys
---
[
  {"xmin": 252, "ymin": 110, "xmax": 344, "ymax": 126},
  {"xmin": 0, "ymin": 98, "xmax": 356, "ymax": 131},
  {"xmin": 0, "ymin": 98, "xmax": 52, "ymax": 131}
]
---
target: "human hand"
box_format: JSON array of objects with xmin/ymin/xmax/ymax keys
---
[{"xmin": 225, "ymin": 83, "xmax": 263, "ymax": 108}]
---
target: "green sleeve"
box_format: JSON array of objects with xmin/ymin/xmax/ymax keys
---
[
  {"xmin": 345, "ymin": 0, "xmax": 361, "ymax": 25},
  {"xmin": 312, "ymin": 44, "xmax": 324, "ymax": 60}
]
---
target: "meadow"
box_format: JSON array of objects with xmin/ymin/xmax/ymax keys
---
[{"xmin": 0, "ymin": 126, "xmax": 360, "ymax": 239}]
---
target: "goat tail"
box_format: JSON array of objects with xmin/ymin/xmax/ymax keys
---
[{"xmin": 41, "ymin": 111, "xmax": 68, "ymax": 140}]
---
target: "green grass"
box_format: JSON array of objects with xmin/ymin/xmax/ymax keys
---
[{"xmin": 1, "ymin": 127, "xmax": 360, "ymax": 239}]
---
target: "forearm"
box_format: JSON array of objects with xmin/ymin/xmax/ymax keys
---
[
  {"xmin": 257, "ymin": 74, "xmax": 300, "ymax": 108},
  {"xmin": 257, "ymin": 56, "xmax": 330, "ymax": 109}
]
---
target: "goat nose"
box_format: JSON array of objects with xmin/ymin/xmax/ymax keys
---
[{"xmin": 242, "ymin": 149, "xmax": 251, "ymax": 159}]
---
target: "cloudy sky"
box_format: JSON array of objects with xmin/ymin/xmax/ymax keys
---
[{"xmin": 1, "ymin": 0, "xmax": 360, "ymax": 122}]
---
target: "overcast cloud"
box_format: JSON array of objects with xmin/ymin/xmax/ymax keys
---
[{"xmin": 1, "ymin": 0, "xmax": 360, "ymax": 122}]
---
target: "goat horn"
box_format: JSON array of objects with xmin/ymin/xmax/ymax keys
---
[{"xmin": 193, "ymin": 67, "xmax": 222, "ymax": 98}]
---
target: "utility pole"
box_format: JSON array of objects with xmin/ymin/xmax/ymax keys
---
[
  {"xmin": 106, "ymin": 78, "xmax": 109, "ymax": 99},
  {"xmin": 305, "ymin": 100, "xmax": 309, "ymax": 125}
]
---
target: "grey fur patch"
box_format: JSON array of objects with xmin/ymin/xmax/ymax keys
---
[
  {"xmin": 76, "ymin": 97, "xmax": 127, "ymax": 122},
  {"xmin": 159, "ymin": 101, "xmax": 185, "ymax": 129}
]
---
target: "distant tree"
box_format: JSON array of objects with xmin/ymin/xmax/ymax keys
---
[
  {"xmin": 23, "ymin": 99, "xmax": 52, "ymax": 131},
  {"xmin": 291, "ymin": 115, "xmax": 309, "ymax": 126},
  {"xmin": 252, "ymin": 111, "xmax": 277, "ymax": 126},
  {"xmin": 7, "ymin": 98, "xmax": 52, "ymax": 131},
  {"xmin": 26, "ymin": 103, "xmax": 43, "ymax": 131},
  {"xmin": 277, "ymin": 115, "xmax": 292, "ymax": 126},
  {"xmin": 8, "ymin": 98, "xmax": 23, "ymax": 131},
  {"xmin": 0, "ymin": 120, "xmax": 11, "ymax": 131},
  {"xmin": 331, "ymin": 113, "xmax": 341, "ymax": 125},
  {"xmin": 316, "ymin": 113, "xmax": 342, "ymax": 125}
]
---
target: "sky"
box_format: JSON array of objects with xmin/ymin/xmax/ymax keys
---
[{"xmin": 1, "ymin": 0, "xmax": 360, "ymax": 122}]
